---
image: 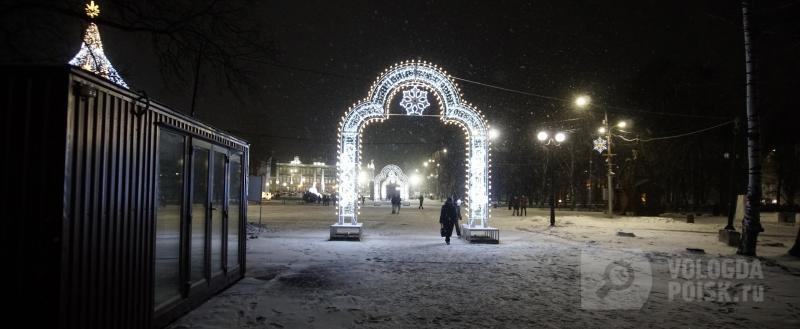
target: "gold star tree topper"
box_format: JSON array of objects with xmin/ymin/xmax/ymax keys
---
[{"xmin": 85, "ymin": 1, "xmax": 100, "ymax": 18}]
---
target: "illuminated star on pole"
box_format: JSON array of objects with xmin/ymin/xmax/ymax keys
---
[
  {"xmin": 593, "ymin": 137, "xmax": 608, "ymax": 154},
  {"xmin": 85, "ymin": 1, "xmax": 100, "ymax": 18}
]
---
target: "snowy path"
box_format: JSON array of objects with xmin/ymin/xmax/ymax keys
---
[{"xmin": 168, "ymin": 203, "xmax": 800, "ymax": 329}]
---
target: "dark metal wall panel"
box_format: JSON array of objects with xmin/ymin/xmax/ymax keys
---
[
  {"xmin": 2, "ymin": 66, "xmax": 249, "ymax": 329},
  {"xmin": 61, "ymin": 80, "xmax": 154, "ymax": 329},
  {"xmin": 2, "ymin": 66, "xmax": 69, "ymax": 329}
]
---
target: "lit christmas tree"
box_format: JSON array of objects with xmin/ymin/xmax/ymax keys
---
[{"xmin": 69, "ymin": 1, "xmax": 129, "ymax": 88}]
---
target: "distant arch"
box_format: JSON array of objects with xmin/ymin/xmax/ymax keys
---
[{"xmin": 373, "ymin": 165, "xmax": 409, "ymax": 201}]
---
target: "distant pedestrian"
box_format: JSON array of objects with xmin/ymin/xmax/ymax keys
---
[
  {"xmin": 520, "ymin": 195, "xmax": 528, "ymax": 216},
  {"xmin": 512, "ymin": 196, "xmax": 520, "ymax": 216},
  {"xmin": 391, "ymin": 194, "xmax": 401, "ymax": 214},
  {"xmin": 418, "ymin": 195, "xmax": 424, "ymax": 209},
  {"xmin": 453, "ymin": 197, "xmax": 463, "ymax": 237},
  {"xmin": 439, "ymin": 197, "xmax": 458, "ymax": 245}
]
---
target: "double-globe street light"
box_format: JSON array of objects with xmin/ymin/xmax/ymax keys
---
[{"xmin": 537, "ymin": 130, "xmax": 567, "ymax": 226}]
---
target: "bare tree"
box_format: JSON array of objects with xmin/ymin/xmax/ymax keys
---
[{"xmin": 737, "ymin": 0, "xmax": 763, "ymax": 256}]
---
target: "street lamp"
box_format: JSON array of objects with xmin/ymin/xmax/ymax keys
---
[
  {"xmin": 489, "ymin": 128, "xmax": 500, "ymax": 140},
  {"xmin": 596, "ymin": 116, "xmax": 630, "ymax": 218},
  {"xmin": 410, "ymin": 173, "xmax": 421, "ymax": 195},
  {"xmin": 577, "ymin": 93, "xmax": 625, "ymax": 219},
  {"xmin": 575, "ymin": 95, "xmax": 591, "ymax": 108},
  {"xmin": 537, "ymin": 129, "xmax": 567, "ymax": 226}
]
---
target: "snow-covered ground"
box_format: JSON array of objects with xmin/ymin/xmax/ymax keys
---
[{"xmin": 168, "ymin": 201, "xmax": 800, "ymax": 329}]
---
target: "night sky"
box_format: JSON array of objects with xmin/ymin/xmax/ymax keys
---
[{"xmin": 2, "ymin": 0, "xmax": 797, "ymax": 170}]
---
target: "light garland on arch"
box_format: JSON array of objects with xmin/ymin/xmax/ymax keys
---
[{"xmin": 336, "ymin": 60, "xmax": 493, "ymax": 228}]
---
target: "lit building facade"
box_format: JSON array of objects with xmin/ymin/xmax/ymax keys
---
[{"xmin": 272, "ymin": 156, "xmax": 336, "ymax": 194}]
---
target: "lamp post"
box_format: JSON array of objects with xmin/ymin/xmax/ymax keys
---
[
  {"xmin": 537, "ymin": 130, "xmax": 567, "ymax": 226},
  {"xmin": 576, "ymin": 94, "xmax": 628, "ymax": 218},
  {"xmin": 602, "ymin": 112, "xmax": 614, "ymax": 218},
  {"xmin": 596, "ymin": 117, "xmax": 630, "ymax": 218},
  {"xmin": 367, "ymin": 160, "xmax": 375, "ymax": 200},
  {"xmin": 723, "ymin": 151, "xmax": 736, "ymax": 230}
]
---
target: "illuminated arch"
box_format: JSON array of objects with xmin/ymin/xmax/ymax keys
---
[
  {"xmin": 373, "ymin": 165, "xmax": 409, "ymax": 201},
  {"xmin": 337, "ymin": 60, "xmax": 492, "ymax": 229}
]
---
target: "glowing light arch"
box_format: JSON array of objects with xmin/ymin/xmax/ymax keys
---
[
  {"xmin": 336, "ymin": 60, "xmax": 493, "ymax": 230},
  {"xmin": 373, "ymin": 165, "xmax": 409, "ymax": 201}
]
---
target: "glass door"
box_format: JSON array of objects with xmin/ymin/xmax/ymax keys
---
[
  {"xmin": 210, "ymin": 150, "xmax": 227, "ymax": 276},
  {"xmin": 189, "ymin": 145, "xmax": 210, "ymax": 284},
  {"xmin": 154, "ymin": 129, "xmax": 186, "ymax": 309},
  {"xmin": 227, "ymin": 153, "xmax": 242, "ymax": 271}
]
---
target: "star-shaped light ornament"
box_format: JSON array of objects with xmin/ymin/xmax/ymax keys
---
[
  {"xmin": 85, "ymin": 1, "xmax": 100, "ymax": 18},
  {"xmin": 593, "ymin": 137, "xmax": 608, "ymax": 154},
  {"xmin": 399, "ymin": 86, "xmax": 430, "ymax": 115}
]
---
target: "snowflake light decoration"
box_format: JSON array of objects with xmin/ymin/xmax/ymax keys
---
[
  {"xmin": 399, "ymin": 86, "xmax": 430, "ymax": 115},
  {"xmin": 593, "ymin": 137, "xmax": 608, "ymax": 154}
]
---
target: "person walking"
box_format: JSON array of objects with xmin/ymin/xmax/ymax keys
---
[
  {"xmin": 453, "ymin": 196, "xmax": 463, "ymax": 237},
  {"xmin": 512, "ymin": 195, "xmax": 520, "ymax": 216},
  {"xmin": 391, "ymin": 194, "xmax": 401, "ymax": 214},
  {"xmin": 439, "ymin": 197, "xmax": 458, "ymax": 245},
  {"xmin": 520, "ymin": 194, "xmax": 528, "ymax": 216},
  {"xmin": 418, "ymin": 194, "xmax": 424, "ymax": 209}
]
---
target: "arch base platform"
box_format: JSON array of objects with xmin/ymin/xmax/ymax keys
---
[
  {"xmin": 461, "ymin": 225, "xmax": 499, "ymax": 244},
  {"xmin": 330, "ymin": 223, "xmax": 363, "ymax": 240}
]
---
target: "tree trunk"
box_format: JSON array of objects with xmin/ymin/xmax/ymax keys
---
[
  {"xmin": 570, "ymin": 142, "xmax": 576, "ymax": 211},
  {"xmin": 790, "ymin": 227, "xmax": 800, "ymax": 257},
  {"xmin": 737, "ymin": 0, "xmax": 764, "ymax": 256}
]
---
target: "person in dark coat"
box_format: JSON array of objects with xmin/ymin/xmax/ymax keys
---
[
  {"xmin": 439, "ymin": 197, "xmax": 458, "ymax": 245},
  {"xmin": 520, "ymin": 194, "xmax": 528, "ymax": 216},
  {"xmin": 391, "ymin": 194, "xmax": 401, "ymax": 214},
  {"xmin": 418, "ymin": 195, "xmax": 424, "ymax": 209},
  {"xmin": 512, "ymin": 195, "xmax": 520, "ymax": 216}
]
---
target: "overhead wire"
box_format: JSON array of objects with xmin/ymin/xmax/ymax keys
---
[
  {"xmin": 612, "ymin": 120, "xmax": 734, "ymax": 142},
  {"xmin": 247, "ymin": 58, "xmax": 732, "ymax": 121}
]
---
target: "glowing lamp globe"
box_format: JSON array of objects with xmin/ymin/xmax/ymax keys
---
[{"xmin": 537, "ymin": 131, "xmax": 549, "ymax": 141}]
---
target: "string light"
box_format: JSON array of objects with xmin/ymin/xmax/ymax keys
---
[
  {"xmin": 68, "ymin": 1, "xmax": 129, "ymax": 88},
  {"xmin": 336, "ymin": 61, "xmax": 492, "ymax": 228}
]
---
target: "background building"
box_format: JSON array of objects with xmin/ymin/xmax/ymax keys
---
[{"xmin": 272, "ymin": 156, "xmax": 336, "ymax": 195}]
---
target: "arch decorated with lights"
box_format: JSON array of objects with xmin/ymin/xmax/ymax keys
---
[
  {"xmin": 373, "ymin": 165, "xmax": 409, "ymax": 201},
  {"xmin": 336, "ymin": 60, "xmax": 492, "ymax": 228}
]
